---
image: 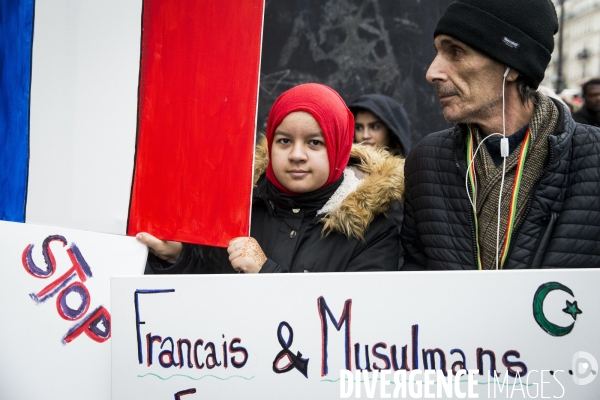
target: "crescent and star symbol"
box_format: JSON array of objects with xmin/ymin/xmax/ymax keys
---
[{"xmin": 533, "ymin": 282, "xmax": 582, "ymax": 337}]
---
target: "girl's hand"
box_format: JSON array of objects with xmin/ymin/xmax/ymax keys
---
[
  {"xmin": 227, "ymin": 237, "xmax": 267, "ymax": 273},
  {"xmin": 136, "ymin": 232, "xmax": 183, "ymax": 264}
]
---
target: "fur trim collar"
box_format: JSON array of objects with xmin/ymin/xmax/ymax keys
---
[
  {"xmin": 317, "ymin": 168, "xmax": 363, "ymax": 216},
  {"xmin": 253, "ymin": 136, "xmax": 405, "ymax": 240}
]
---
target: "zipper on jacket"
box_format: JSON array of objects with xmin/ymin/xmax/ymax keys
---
[
  {"xmin": 527, "ymin": 212, "xmax": 558, "ymax": 268},
  {"xmin": 452, "ymin": 126, "xmax": 479, "ymax": 269},
  {"xmin": 466, "ymin": 182, "xmax": 479, "ymax": 269}
]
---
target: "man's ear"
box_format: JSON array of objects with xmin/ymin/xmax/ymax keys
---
[{"xmin": 505, "ymin": 68, "xmax": 520, "ymax": 82}]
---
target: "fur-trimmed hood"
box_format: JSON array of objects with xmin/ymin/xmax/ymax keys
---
[{"xmin": 253, "ymin": 137, "xmax": 405, "ymax": 240}]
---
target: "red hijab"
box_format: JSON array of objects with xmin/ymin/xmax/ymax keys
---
[{"xmin": 265, "ymin": 83, "xmax": 354, "ymax": 194}]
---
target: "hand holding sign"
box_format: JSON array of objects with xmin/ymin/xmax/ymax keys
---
[
  {"xmin": 228, "ymin": 237, "xmax": 267, "ymax": 273},
  {"xmin": 136, "ymin": 232, "xmax": 182, "ymax": 264}
]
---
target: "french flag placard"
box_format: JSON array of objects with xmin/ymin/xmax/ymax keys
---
[{"xmin": 1, "ymin": 0, "xmax": 264, "ymax": 247}]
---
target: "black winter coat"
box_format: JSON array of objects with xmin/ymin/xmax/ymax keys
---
[
  {"xmin": 401, "ymin": 100, "xmax": 600, "ymax": 270},
  {"xmin": 148, "ymin": 144, "xmax": 404, "ymax": 274},
  {"xmin": 572, "ymin": 106, "xmax": 600, "ymax": 128},
  {"xmin": 347, "ymin": 94, "xmax": 411, "ymax": 267}
]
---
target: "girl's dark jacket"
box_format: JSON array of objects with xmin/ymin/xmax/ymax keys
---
[
  {"xmin": 148, "ymin": 141, "xmax": 405, "ymax": 274},
  {"xmin": 401, "ymin": 99, "xmax": 600, "ymax": 270},
  {"xmin": 348, "ymin": 94, "xmax": 411, "ymax": 266}
]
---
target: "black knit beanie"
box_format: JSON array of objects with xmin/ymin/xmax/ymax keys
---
[{"xmin": 434, "ymin": 0, "xmax": 558, "ymax": 89}]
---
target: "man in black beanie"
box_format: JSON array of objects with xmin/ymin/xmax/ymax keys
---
[{"xmin": 401, "ymin": 0, "xmax": 600, "ymax": 270}]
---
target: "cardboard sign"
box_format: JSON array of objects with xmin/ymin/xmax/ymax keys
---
[
  {"xmin": 3, "ymin": 0, "xmax": 264, "ymax": 247},
  {"xmin": 0, "ymin": 0, "xmax": 33, "ymax": 223},
  {"xmin": 128, "ymin": 0, "xmax": 264, "ymax": 247},
  {"xmin": 0, "ymin": 221, "xmax": 147, "ymax": 400},
  {"xmin": 25, "ymin": 0, "xmax": 143, "ymax": 233},
  {"xmin": 111, "ymin": 270, "xmax": 600, "ymax": 399}
]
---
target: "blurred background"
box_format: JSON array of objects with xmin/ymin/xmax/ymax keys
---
[
  {"xmin": 542, "ymin": 0, "xmax": 600, "ymax": 112},
  {"xmin": 257, "ymin": 0, "xmax": 600, "ymax": 147}
]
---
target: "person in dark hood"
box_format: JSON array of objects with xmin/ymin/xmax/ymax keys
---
[
  {"xmin": 348, "ymin": 94, "xmax": 412, "ymax": 157},
  {"xmin": 348, "ymin": 94, "xmax": 411, "ymax": 267},
  {"xmin": 137, "ymin": 83, "xmax": 404, "ymax": 274}
]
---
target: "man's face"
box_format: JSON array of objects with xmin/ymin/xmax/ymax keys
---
[
  {"xmin": 584, "ymin": 84, "xmax": 600, "ymax": 113},
  {"xmin": 426, "ymin": 35, "xmax": 507, "ymax": 124}
]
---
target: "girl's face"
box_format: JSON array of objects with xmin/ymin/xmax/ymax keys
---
[
  {"xmin": 354, "ymin": 110, "xmax": 391, "ymax": 148},
  {"xmin": 271, "ymin": 111, "xmax": 330, "ymax": 193}
]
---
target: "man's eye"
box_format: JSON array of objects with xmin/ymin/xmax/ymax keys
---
[
  {"xmin": 371, "ymin": 123, "xmax": 381, "ymax": 130},
  {"xmin": 355, "ymin": 125, "xmax": 363, "ymax": 131}
]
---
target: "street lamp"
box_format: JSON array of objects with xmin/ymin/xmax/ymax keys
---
[
  {"xmin": 577, "ymin": 48, "xmax": 589, "ymax": 79},
  {"xmin": 556, "ymin": 0, "xmax": 566, "ymax": 93}
]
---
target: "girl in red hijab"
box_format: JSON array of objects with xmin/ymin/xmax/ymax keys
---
[
  {"xmin": 140, "ymin": 83, "xmax": 404, "ymax": 274},
  {"xmin": 265, "ymin": 82, "xmax": 354, "ymax": 194}
]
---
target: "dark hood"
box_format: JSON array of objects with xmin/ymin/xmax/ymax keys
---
[{"xmin": 348, "ymin": 94, "xmax": 412, "ymax": 155}]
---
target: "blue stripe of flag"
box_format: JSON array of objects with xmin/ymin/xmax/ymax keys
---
[{"xmin": 0, "ymin": 0, "xmax": 34, "ymax": 222}]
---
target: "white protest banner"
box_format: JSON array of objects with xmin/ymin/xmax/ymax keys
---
[
  {"xmin": 112, "ymin": 270, "xmax": 600, "ymax": 399},
  {"xmin": 0, "ymin": 220, "xmax": 147, "ymax": 400}
]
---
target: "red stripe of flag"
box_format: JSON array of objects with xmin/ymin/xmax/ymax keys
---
[{"xmin": 128, "ymin": 0, "xmax": 264, "ymax": 246}]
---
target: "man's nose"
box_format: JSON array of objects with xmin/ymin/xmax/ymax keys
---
[{"xmin": 426, "ymin": 55, "xmax": 446, "ymax": 84}]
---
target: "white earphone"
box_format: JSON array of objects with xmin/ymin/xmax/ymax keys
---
[{"xmin": 465, "ymin": 65, "xmax": 512, "ymax": 269}]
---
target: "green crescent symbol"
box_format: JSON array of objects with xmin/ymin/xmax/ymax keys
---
[{"xmin": 533, "ymin": 282, "xmax": 576, "ymax": 337}]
